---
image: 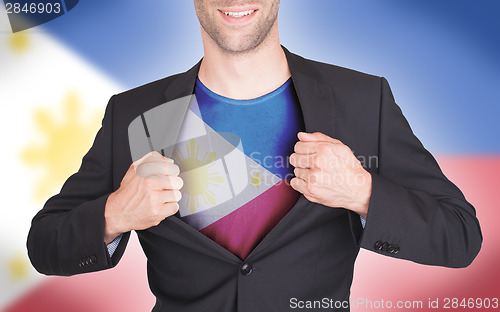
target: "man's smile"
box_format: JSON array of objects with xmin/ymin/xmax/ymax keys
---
[
  {"xmin": 221, "ymin": 9, "xmax": 256, "ymax": 18},
  {"xmin": 218, "ymin": 8, "xmax": 258, "ymax": 24}
]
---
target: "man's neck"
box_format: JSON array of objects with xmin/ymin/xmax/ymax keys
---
[{"xmin": 198, "ymin": 29, "xmax": 291, "ymax": 100}]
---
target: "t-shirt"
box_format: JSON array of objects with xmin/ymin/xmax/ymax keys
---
[{"xmin": 180, "ymin": 77, "xmax": 305, "ymax": 259}]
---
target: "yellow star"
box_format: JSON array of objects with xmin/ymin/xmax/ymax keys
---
[
  {"xmin": 249, "ymin": 172, "xmax": 264, "ymax": 190},
  {"xmin": 8, "ymin": 32, "xmax": 29, "ymax": 54},
  {"xmin": 7, "ymin": 253, "xmax": 30, "ymax": 281}
]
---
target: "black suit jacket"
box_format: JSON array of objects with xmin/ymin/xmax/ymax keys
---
[{"xmin": 27, "ymin": 47, "xmax": 482, "ymax": 311}]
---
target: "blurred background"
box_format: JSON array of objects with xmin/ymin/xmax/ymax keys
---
[{"xmin": 0, "ymin": 0, "xmax": 498, "ymax": 311}]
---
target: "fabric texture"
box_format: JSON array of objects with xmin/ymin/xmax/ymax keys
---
[{"xmin": 106, "ymin": 234, "xmax": 122, "ymax": 257}]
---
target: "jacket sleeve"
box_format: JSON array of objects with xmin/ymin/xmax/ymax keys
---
[
  {"xmin": 357, "ymin": 77, "xmax": 482, "ymax": 268},
  {"xmin": 27, "ymin": 95, "xmax": 130, "ymax": 276}
]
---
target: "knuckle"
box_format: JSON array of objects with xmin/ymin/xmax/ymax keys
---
[
  {"xmin": 294, "ymin": 156, "xmax": 303, "ymax": 167},
  {"xmin": 167, "ymin": 202, "xmax": 179, "ymax": 215},
  {"xmin": 340, "ymin": 145, "xmax": 352, "ymax": 155},
  {"xmin": 173, "ymin": 190, "xmax": 182, "ymax": 202},
  {"xmin": 134, "ymin": 165, "xmax": 145, "ymax": 177},
  {"xmin": 293, "ymin": 142, "xmax": 301, "ymax": 153},
  {"xmin": 137, "ymin": 162, "xmax": 150, "ymax": 171},
  {"xmin": 166, "ymin": 163, "xmax": 180, "ymax": 176},
  {"xmin": 172, "ymin": 164, "xmax": 180, "ymax": 175},
  {"xmin": 164, "ymin": 157, "xmax": 175, "ymax": 163},
  {"xmin": 148, "ymin": 151, "xmax": 163, "ymax": 162},
  {"xmin": 174, "ymin": 176, "xmax": 184, "ymax": 189}
]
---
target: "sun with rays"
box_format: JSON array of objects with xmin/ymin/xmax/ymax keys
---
[
  {"xmin": 173, "ymin": 138, "xmax": 225, "ymax": 213},
  {"xmin": 21, "ymin": 92, "xmax": 101, "ymax": 201}
]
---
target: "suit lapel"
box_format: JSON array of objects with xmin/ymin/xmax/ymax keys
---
[
  {"xmin": 163, "ymin": 60, "xmax": 201, "ymax": 101},
  {"xmin": 284, "ymin": 47, "xmax": 337, "ymax": 136},
  {"xmin": 155, "ymin": 48, "xmax": 338, "ymax": 261}
]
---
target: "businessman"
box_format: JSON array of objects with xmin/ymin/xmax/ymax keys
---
[{"xmin": 27, "ymin": 1, "xmax": 482, "ymax": 311}]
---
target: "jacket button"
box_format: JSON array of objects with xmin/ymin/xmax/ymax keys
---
[
  {"xmin": 387, "ymin": 244, "xmax": 395, "ymax": 254},
  {"xmin": 79, "ymin": 259, "xmax": 87, "ymax": 268},
  {"xmin": 381, "ymin": 242, "xmax": 389, "ymax": 252},
  {"xmin": 374, "ymin": 241, "xmax": 383, "ymax": 250},
  {"xmin": 89, "ymin": 256, "xmax": 97, "ymax": 265},
  {"xmin": 240, "ymin": 263, "xmax": 253, "ymax": 276},
  {"xmin": 393, "ymin": 245, "xmax": 400, "ymax": 254}
]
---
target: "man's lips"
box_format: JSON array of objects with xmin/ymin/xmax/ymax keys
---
[{"xmin": 218, "ymin": 8, "xmax": 258, "ymax": 24}]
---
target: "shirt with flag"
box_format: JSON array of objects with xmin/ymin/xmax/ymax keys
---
[{"xmin": 172, "ymin": 77, "xmax": 305, "ymax": 260}]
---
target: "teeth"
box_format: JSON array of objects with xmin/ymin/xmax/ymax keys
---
[{"xmin": 223, "ymin": 10, "xmax": 255, "ymax": 18}]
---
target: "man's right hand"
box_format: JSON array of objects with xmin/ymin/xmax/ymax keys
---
[{"xmin": 103, "ymin": 151, "xmax": 183, "ymax": 244}]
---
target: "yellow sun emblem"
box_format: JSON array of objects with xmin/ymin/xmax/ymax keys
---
[
  {"xmin": 173, "ymin": 138, "xmax": 225, "ymax": 213},
  {"xmin": 21, "ymin": 92, "xmax": 102, "ymax": 201},
  {"xmin": 7, "ymin": 253, "xmax": 30, "ymax": 281}
]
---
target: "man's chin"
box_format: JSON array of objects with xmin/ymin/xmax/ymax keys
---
[{"xmin": 216, "ymin": 36, "xmax": 266, "ymax": 55}]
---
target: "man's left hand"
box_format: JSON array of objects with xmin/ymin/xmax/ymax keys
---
[{"xmin": 289, "ymin": 132, "xmax": 372, "ymax": 219}]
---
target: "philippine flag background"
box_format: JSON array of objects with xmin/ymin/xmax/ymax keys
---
[{"xmin": 0, "ymin": 0, "xmax": 498, "ymax": 311}]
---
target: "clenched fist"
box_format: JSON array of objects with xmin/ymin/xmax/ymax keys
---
[
  {"xmin": 289, "ymin": 132, "xmax": 372, "ymax": 219},
  {"xmin": 104, "ymin": 151, "xmax": 183, "ymax": 244}
]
